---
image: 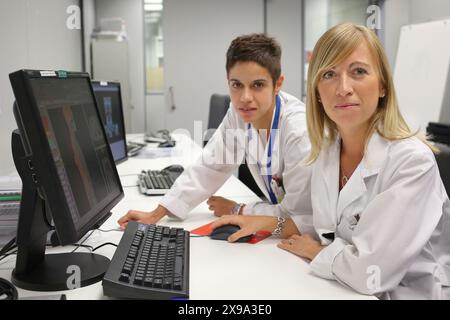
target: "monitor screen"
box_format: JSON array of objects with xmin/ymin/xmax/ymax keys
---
[
  {"xmin": 9, "ymin": 69, "xmax": 124, "ymax": 290},
  {"xmin": 91, "ymin": 81, "xmax": 127, "ymax": 163},
  {"xmin": 10, "ymin": 70, "xmax": 123, "ymax": 245}
]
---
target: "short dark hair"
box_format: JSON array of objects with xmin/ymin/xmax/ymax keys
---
[{"xmin": 226, "ymin": 33, "xmax": 282, "ymax": 85}]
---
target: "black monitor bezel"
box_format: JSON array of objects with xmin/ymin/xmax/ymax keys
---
[
  {"xmin": 10, "ymin": 69, "xmax": 124, "ymax": 245},
  {"xmin": 91, "ymin": 80, "xmax": 128, "ymax": 165}
]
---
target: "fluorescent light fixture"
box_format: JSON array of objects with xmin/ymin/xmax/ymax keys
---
[{"xmin": 144, "ymin": 4, "xmax": 163, "ymax": 11}]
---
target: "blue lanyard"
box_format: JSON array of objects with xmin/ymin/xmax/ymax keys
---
[{"xmin": 247, "ymin": 94, "xmax": 281, "ymax": 204}]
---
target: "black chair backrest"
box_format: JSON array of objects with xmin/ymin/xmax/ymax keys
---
[
  {"xmin": 435, "ymin": 143, "xmax": 450, "ymax": 198},
  {"xmin": 207, "ymin": 94, "xmax": 230, "ymax": 129},
  {"xmin": 204, "ymin": 94, "xmax": 230, "ymax": 145}
]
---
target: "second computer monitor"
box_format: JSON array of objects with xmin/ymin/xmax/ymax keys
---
[{"xmin": 92, "ymin": 81, "xmax": 128, "ymax": 164}]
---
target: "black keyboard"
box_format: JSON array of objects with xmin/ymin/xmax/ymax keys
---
[
  {"xmin": 102, "ymin": 221, "xmax": 189, "ymax": 300},
  {"xmin": 138, "ymin": 170, "xmax": 180, "ymax": 195}
]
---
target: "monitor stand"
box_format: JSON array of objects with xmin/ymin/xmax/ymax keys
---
[{"xmin": 10, "ymin": 129, "xmax": 110, "ymax": 291}]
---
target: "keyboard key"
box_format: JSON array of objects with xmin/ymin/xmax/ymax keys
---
[
  {"xmin": 144, "ymin": 277, "xmax": 153, "ymax": 287},
  {"xmin": 173, "ymin": 282, "xmax": 182, "ymax": 291},
  {"xmin": 119, "ymin": 273, "xmax": 130, "ymax": 283},
  {"xmin": 163, "ymin": 278, "xmax": 173, "ymax": 289},
  {"xmin": 153, "ymin": 278, "xmax": 163, "ymax": 288},
  {"xmin": 175, "ymin": 256, "xmax": 183, "ymax": 276}
]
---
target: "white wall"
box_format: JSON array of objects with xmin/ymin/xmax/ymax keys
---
[
  {"xmin": 267, "ymin": 0, "xmax": 303, "ymax": 98},
  {"xmin": 410, "ymin": 0, "xmax": 450, "ymax": 22},
  {"xmin": 0, "ymin": 0, "xmax": 82, "ymax": 176},
  {"xmin": 304, "ymin": 0, "xmax": 328, "ymax": 51},
  {"xmin": 95, "ymin": 0, "xmax": 145, "ymax": 133},
  {"xmin": 383, "ymin": 0, "xmax": 450, "ymax": 69},
  {"xmin": 162, "ymin": 0, "xmax": 264, "ymax": 135},
  {"xmin": 382, "ymin": 0, "xmax": 450, "ymax": 130}
]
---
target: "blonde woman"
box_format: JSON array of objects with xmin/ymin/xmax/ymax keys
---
[{"xmin": 211, "ymin": 23, "xmax": 450, "ymax": 299}]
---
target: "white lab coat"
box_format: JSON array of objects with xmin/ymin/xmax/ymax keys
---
[
  {"xmin": 159, "ymin": 91, "xmax": 313, "ymax": 232},
  {"xmin": 308, "ymin": 132, "xmax": 450, "ymax": 299}
]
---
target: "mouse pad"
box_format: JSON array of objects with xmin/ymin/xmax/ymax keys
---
[{"xmin": 190, "ymin": 222, "xmax": 272, "ymax": 244}]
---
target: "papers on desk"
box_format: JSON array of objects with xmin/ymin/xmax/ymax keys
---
[
  {"xmin": 133, "ymin": 146, "xmax": 183, "ymax": 159},
  {"xmin": 0, "ymin": 175, "xmax": 20, "ymax": 246},
  {"xmin": 0, "ymin": 175, "xmax": 22, "ymax": 191}
]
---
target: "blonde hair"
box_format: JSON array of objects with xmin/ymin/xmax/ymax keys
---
[{"xmin": 305, "ymin": 23, "xmax": 437, "ymax": 164}]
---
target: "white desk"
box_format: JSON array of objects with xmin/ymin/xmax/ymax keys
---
[{"xmin": 0, "ymin": 134, "xmax": 376, "ymax": 300}]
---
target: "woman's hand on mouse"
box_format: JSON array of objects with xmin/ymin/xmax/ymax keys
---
[
  {"xmin": 210, "ymin": 215, "xmax": 277, "ymax": 242},
  {"xmin": 117, "ymin": 205, "xmax": 168, "ymax": 229},
  {"xmin": 207, "ymin": 196, "xmax": 243, "ymax": 217}
]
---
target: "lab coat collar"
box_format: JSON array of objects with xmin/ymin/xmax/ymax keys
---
[
  {"xmin": 359, "ymin": 131, "xmax": 389, "ymax": 178},
  {"xmin": 321, "ymin": 131, "xmax": 390, "ymax": 222}
]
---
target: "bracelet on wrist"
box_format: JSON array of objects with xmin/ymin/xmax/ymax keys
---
[
  {"xmin": 231, "ymin": 203, "xmax": 245, "ymax": 215},
  {"xmin": 272, "ymin": 216, "xmax": 286, "ymax": 236}
]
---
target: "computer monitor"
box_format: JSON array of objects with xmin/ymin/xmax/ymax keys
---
[
  {"xmin": 91, "ymin": 81, "xmax": 128, "ymax": 164},
  {"xmin": 9, "ymin": 69, "xmax": 124, "ymax": 291}
]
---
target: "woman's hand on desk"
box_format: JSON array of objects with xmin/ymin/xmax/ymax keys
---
[
  {"xmin": 207, "ymin": 196, "xmax": 242, "ymax": 217},
  {"xmin": 117, "ymin": 205, "xmax": 168, "ymax": 229},
  {"xmin": 278, "ymin": 234, "xmax": 326, "ymax": 261}
]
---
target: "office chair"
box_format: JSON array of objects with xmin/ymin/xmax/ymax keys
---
[
  {"xmin": 204, "ymin": 93, "xmax": 231, "ymax": 146},
  {"xmin": 435, "ymin": 142, "xmax": 450, "ymax": 197}
]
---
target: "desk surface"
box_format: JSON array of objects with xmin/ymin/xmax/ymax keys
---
[{"xmin": 0, "ymin": 134, "xmax": 375, "ymax": 300}]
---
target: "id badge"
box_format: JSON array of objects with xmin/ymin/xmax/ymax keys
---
[{"xmin": 270, "ymin": 175, "xmax": 285, "ymax": 203}]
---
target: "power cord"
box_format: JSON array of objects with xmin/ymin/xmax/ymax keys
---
[
  {"xmin": 0, "ymin": 237, "xmax": 16, "ymax": 257},
  {"xmin": 71, "ymin": 229, "xmax": 95, "ymax": 253},
  {"xmin": 98, "ymin": 228, "xmax": 122, "ymax": 233},
  {"xmin": 0, "ymin": 250, "xmax": 18, "ymax": 263},
  {"xmin": 92, "ymin": 243, "xmax": 117, "ymax": 252},
  {"xmin": 0, "ymin": 278, "xmax": 18, "ymax": 300}
]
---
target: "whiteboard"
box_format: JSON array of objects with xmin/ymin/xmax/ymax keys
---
[{"xmin": 394, "ymin": 19, "xmax": 450, "ymax": 132}]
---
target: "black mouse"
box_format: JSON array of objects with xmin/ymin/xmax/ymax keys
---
[
  {"xmin": 163, "ymin": 164, "xmax": 184, "ymax": 174},
  {"xmin": 158, "ymin": 140, "xmax": 176, "ymax": 148},
  {"xmin": 210, "ymin": 224, "xmax": 252, "ymax": 243}
]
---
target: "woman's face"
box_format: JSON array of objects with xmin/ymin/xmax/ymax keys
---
[
  {"xmin": 317, "ymin": 42, "xmax": 385, "ymax": 133},
  {"xmin": 228, "ymin": 61, "xmax": 283, "ymax": 129}
]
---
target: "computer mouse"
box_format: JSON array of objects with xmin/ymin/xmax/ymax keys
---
[
  {"xmin": 158, "ymin": 140, "xmax": 176, "ymax": 148},
  {"xmin": 210, "ymin": 224, "xmax": 252, "ymax": 243},
  {"xmin": 163, "ymin": 164, "xmax": 184, "ymax": 173}
]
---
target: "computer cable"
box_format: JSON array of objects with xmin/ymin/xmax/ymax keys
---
[
  {"xmin": 0, "ymin": 237, "xmax": 16, "ymax": 257},
  {"xmin": 71, "ymin": 229, "xmax": 95, "ymax": 253},
  {"xmin": 98, "ymin": 228, "xmax": 122, "ymax": 233},
  {"xmin": 0, "ymin": 278, "xmax": 18, "ymax": 300},
  {"xmin": 0, "ymin": 250, "xmax": 17, "ymax": 263},
  {"xmin": 92, "ymin": 242, "xmax": 117, "ymax": 252}
]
